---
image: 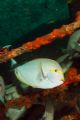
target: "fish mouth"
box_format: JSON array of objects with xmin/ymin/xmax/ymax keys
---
[
  {"xmin": 60, "ymin": 78, "xmax": 64, "ymax": 84},
  {"xmin": 55, "ymin": 80, "xmax": 63, "ymax": 87},
  {"xmin": 49, "ymin": 78, "xmax": 64, "ymax": 86},
  {"xmin": 60, "ymin": 80, "xmax": 64, "ymax": 84}
]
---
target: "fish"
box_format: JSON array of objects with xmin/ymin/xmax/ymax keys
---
[
  {"xmin": 0, "ymin": 76, "xmax": 5, "ymax": 103},
  {"xmin": 61, "ymin": 29, "xmax": 80, "ymax": 54},
  {"xmin": 67, "ymin": 29, "xmax": 80, "ymax": 52},
  {"xmin": 3, "ymin": 45, "xmax": 64, "ymax": 89},
  {"xmin": 57, "ymin": 30, "xmax": 80, "ymax": 73},
  {"xmin": 11, "ymin": 58, "xmax": 64, "ymax": 89}
]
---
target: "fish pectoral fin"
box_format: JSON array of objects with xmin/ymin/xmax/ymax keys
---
[{"xmin": 40, "ymin": 62, "xmax": 47, "ymax": 79}]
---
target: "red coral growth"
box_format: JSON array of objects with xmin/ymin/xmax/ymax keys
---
[
  {"xmin": 5, "ymin": 94, "xmax": 40, "ymax": 112},
  {"xmin": 0, "ymin": 102, "xmax": 7, "ymax": 120},
  {"xmin": 61, "ymin": 67, "xmax": 80, "ymax": 88},
  {"xmin": 0, "ymin": 11, "xmax": 80, "ymax": 63},
  {"xmin": 60, "ymin": 113, "xmax": 80, "ymax": 120},
  {"xmin": 5, "ymin": 67, "xmax": 80, "ymax": 115}
]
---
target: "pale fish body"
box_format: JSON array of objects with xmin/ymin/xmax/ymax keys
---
[{"xmin": 13, "ymin": 58, "xmax": 64, "ymax": 89}]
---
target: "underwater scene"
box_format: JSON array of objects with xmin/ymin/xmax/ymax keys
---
[{"xmin": 0, "ymin": 0, "xmax": 80, "ymax": 120}]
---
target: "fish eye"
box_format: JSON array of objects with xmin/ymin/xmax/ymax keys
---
[{"xmin": 54, "ymin": 69, "xmax": 58, "ymax": 72}]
